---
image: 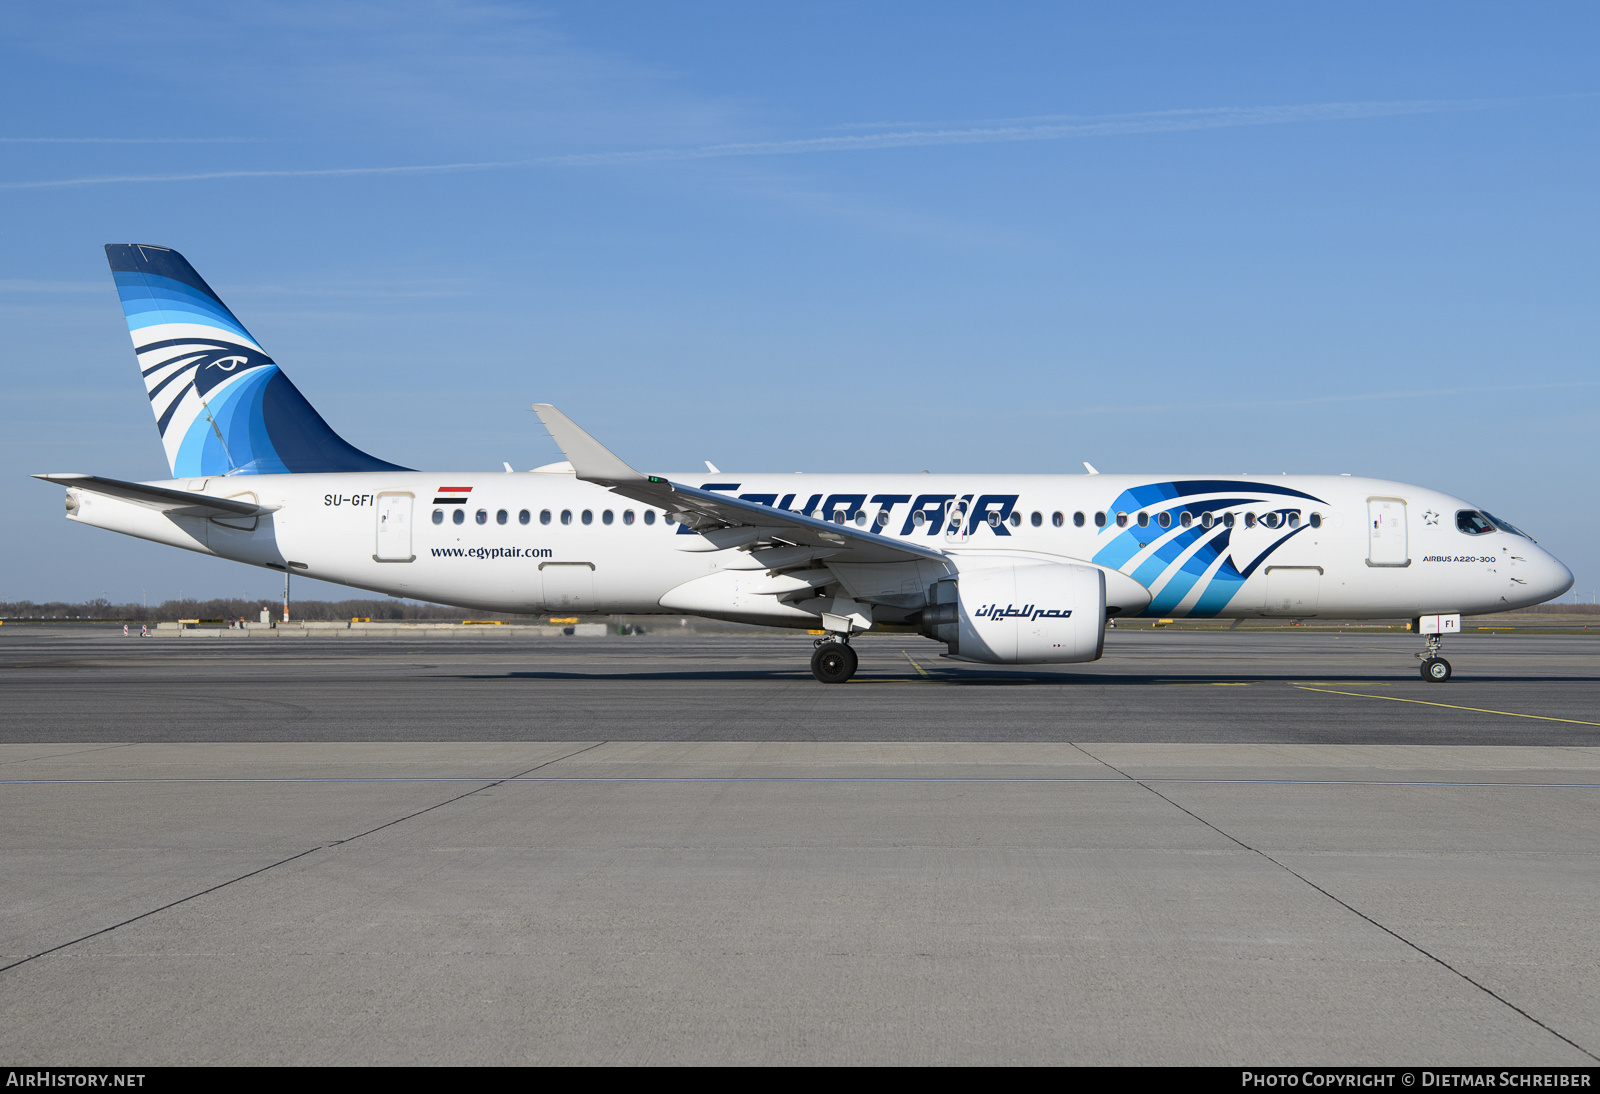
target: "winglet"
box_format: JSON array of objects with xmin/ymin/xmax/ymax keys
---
[{"xmin": 531, "ymin": 405, "xmax": 647, "ymax": 485}]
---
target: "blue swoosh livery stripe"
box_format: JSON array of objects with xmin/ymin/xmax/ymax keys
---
[
  {"xmin": 1086, "ymin": 481, "xmax": 1328, "ymax": 617},
  {"xmin": 1105, "ymin": 479, "xmax": 1323, "ymax": 516},
  {"xmin": 112, "ymin": 271, "xmax": 255, "ymax": 341},
  {"xmin": 1131, "ymin": 523, "xmax": 1208, "ymax": 588}
]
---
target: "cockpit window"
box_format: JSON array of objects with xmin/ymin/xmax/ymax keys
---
[
  {"xmin": 1481, "ymin": 511, "xmax": 1533, "ymax": 541},
  {"xmin": 1456, "ymin": 510, "xmax": 1495, "ymax": 536}
]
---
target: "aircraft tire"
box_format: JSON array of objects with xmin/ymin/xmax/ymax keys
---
[
  {"xmin": 811, "ymin": 643, "xmax": 857, "ymax": 684},
  {"xmin": 1421, "ymin": 657, "xmax": 1452, "ymax": 682}
]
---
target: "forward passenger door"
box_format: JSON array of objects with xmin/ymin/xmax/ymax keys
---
[{"xmin": 1367, "ymin": 498, "xmax": 1409, "ymax": 567}]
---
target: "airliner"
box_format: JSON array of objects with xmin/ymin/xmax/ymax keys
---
[{"xmin": 35, "ymin": 245, "xmax": 1574, "ymax": 683}]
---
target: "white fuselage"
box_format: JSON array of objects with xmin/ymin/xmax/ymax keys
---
[{"xmin": 65, "ymin": 470, "xmax": 1574, "ymax": 624}]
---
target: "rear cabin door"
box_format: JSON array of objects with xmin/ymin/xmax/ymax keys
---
[
  {"xmin": 1367, "ymin": 498, "xmax": 1409, "ymax": 567},
  {"xmin": 375, "ymin": 493, "xmax": 414, "ymax": 561}
]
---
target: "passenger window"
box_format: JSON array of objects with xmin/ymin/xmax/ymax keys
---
[
  {"xmin": 1137, "ymin": 512, "xmax": 1149, "ymax": 528},
  {"xmin": 855, "ymin": 511, "xmax": 867, "ymax": 526},
  {"xmin": 987, "ymin": 511, "xmax": 1002, "ymax": 528},
  {"xmin": 496, "ymin": 509, "xmax": 508, "ymax": 525},
  {"xmin": 644, "ymin": 511, "xmax": 656, "ymax": 525},
  {"xmin": 1456, "ymin": 510, "xmax": 1495, "ymax": 536},
  {"xmin": 1157, "ymin": 512, "xmax": 1171, "ymax": 529},
  {"xmin": 540, "ymin": 509, "xmax": 551, "ymax": 525},
  {"xmin": 1116, "ymin": 512, "xmax": 1128, "ymax": 528},
  {"xmin": 1201, "ymin": 512, "xmax": 1213, "ymax": 529},
  {"xmin": 1309, "ymin": 513, "xmax": 1322, "ymax": 529},
  {"xmin": 875, "ymin": 510, "xmax": 890, "ymax": 527},
  {"xmin": 432, "ymin": 509, "xmax": 444, "ymax": 525},
  {"xmin": 665, "ymin": 513, "xmax": 675, "ymax": 525},
  {"xmin": 1095, "ymin": 512, "xmax": 1107, "ymax": 528},
  {"xmin": 1287, "ymin": 512, "xmax": 1300, "ymax": 528},
  {"xmin": 519, "ymin": 509, "xmax": 530, "ymax": 525},
  {"xmin": 1245, "ymin": 513, "xmax": 1257, "ymax": 528},
  {"xmin": 452, "ymin": 509, "xmax": 465, "ymax": 526},
  {"xmin": 582, "ymin": 509, "xmax": 593, "ymax": 525},
  {"xmin": 1072, "ymin": 512, "xmax": 1084, "ymax": 527},
  {"xmin": 1179, "ymin": 512, "xmax": 1192, "ymax": 528},
  {"xmin": 1222, "ymin": 513, "xmax": 1235, "ymax": 528},
  {"xmin": 561, "ymin": 509, "xmax": 572, "ymax": 525},
  {"xmin": 914, "ymin": 510, "xmax": 927, "ymax": 526},
  {"xmin": 475, "ymin": 509, "xmax": 487, "ymax": 525},
  {"xmin": 623, "ymin": 510, "xmax": 635, "ymax": 525},
  {"xmin": 603, "ymin": 510, "xmax": 614, "ymax": 525},
  {"xmin": 1009, "ymin": 512, "xmax": 1022, "ymax": 527},
  {"xmin": 1031, "ymin": 511, "xmax": 1042, "ymax": 527},
  {"xmin": 1262, "ymin": 512, "xmax": 1280, "ymax": 529}
]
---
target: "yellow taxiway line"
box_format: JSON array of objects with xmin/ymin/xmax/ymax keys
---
[{"xmin": 1293, "ymin": 685, "xmax": 1600, "ymax": 727}]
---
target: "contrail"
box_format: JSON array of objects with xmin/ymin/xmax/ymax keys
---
[
  {"xmin": 0, "ymin": 161, "xmax": 520, "ymax": 189},
  {"xmin": 1044, "ymin": 380, "xmax": 1600, "ymax": 418},
  {"xmin": 0, "ymin": 137, "xmax": 264, "ymax": 144},
  {"xmin": 0, "ymin": 96, "xmax": 1559, "ymax": 190},
  {"xmin": 538, "ymin": 98, "xmax": 1513, "ymax": 165}
]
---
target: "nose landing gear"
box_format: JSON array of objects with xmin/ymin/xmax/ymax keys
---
[
  {"xmin": 1414, "ymin": 615, "xmax": 1460, "ymax": 682},
  {"xmin": 811, "ymin": 637, "xmax": 857, "ymax": 683},
  {"xmin": 1418, "ymin": 633, "xmax": 1451, "ymax": 682}
]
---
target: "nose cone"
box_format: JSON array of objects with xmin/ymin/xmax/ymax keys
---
[{"xmin": 1535, "ymin": 548, "xmax": 1576, "ymax": 604}]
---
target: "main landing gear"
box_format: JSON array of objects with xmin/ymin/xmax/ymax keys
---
[
  {"xmin": 1418, "ymin": 633, "xmax": 1452, "ymax": 682},
  {"xmin": 811, "ymin": 637, "xmax": 857, "ymax": 684}
]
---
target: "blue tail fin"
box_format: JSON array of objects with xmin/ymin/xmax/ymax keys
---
[{"xmin": 104, "ymin": 244, "xmax": 408, "ymax": 477}]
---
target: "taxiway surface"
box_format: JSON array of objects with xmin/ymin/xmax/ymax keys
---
[
  {"xmin": 2, "ymin": 629, "xmax": 1597, "ymax": 1064},
  {"xmin": 3, "ymin": 628, "xmax": 1598, "ymax": 744}
]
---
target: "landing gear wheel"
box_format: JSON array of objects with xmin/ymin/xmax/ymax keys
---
[
  {"xmin": 811, "ymin": 642, "xmax": 857, "ymax": 683},
  {"xmin": 1421, "ymin": 657, "xmax": 1452, "ymax": 682}
]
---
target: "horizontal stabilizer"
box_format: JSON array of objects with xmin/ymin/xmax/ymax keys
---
[{"xmin": 33, "ymin": 473, "xmax": 277, "ymax": 517}]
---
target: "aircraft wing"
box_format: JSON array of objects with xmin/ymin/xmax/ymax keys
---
[
  {"xmin": 32, "ymin": 473, "xmax": 278, "ymax": 517},
  {"xmin": 532, "ymin": 404, "xmax": 945, "ymax": 566}
]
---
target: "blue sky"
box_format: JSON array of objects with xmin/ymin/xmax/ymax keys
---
[{"xmin": 2, "ymin": 2, "xmax": 1596, "ymax": 605}]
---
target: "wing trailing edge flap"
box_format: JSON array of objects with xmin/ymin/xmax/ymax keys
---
[
  {"xmin": 531, "ymin": 404, "xmax": 947, "ymax": 569},
  {"xmin": 33, "ymin": 474, "xmax": 279, "ymax": 517}
]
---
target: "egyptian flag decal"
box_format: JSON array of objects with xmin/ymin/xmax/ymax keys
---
[{"xmin": 434, "ymin": 486, "xmax": 473, "ymax": 504}]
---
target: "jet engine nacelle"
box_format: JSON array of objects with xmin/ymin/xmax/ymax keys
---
[{"xmin": 919, "ymin": 561, "xmax": 1106, "ymax": 664}]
